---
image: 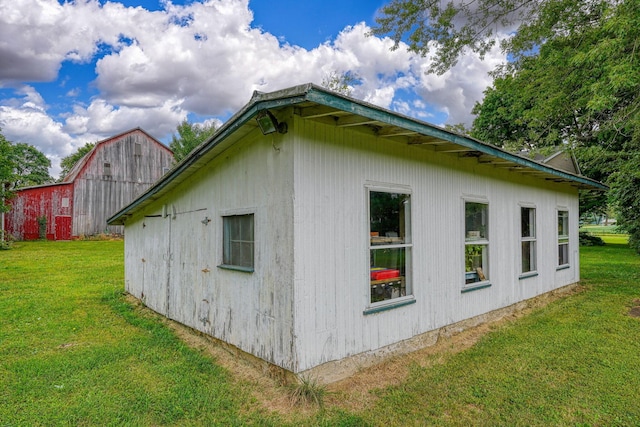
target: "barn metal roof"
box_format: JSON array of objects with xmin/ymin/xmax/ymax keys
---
[{"xmin": 108, "ymin": 83, "xmax": 607, "ymax": 225}]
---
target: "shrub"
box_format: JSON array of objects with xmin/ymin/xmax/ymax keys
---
[
  {"xmin": 579, "ymin": 231, "xmax": 605, "ymax": 246},
  {"xmin": 0, "ymin": 231, "xmax": 13, "ymax": 250}
]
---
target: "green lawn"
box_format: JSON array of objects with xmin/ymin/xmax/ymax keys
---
[
  {"xmin": 580, "ymin": 224, "xmax": 624, "ymax": 235},
  {"xmin": 1, "ymin": 237, "xmax": 639, "ymax": 426}
]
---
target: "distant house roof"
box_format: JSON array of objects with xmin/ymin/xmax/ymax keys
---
[{"xmin": 108, "ymin": 83, "xmax": 607, "ymax": 225}]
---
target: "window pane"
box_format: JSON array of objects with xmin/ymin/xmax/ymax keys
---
[
  {"xmin": 465, "ymin": 244, "xmax": 488, "ymax": 283},
  {"xmin": 521, "ymin": 207, "xmax": 535, "ymax": 238},
  {"xmin": 223, "ymin": 214, "xmax": 254, "ymax": 268},
  {"xmin": 368, "ymin": 189, "xmax": 411, "ymax": 303},
  {"xmin": 465, "ymin": 202, "xmax": 488, "ymax": 240},
  {"xmin": 464, "ymin": 201, "xmax": 489, "ymax": 285},
  {"xmin": 522, "ymin": 241, "xmax": 536, "ymax": 273},
  {"xmin": 558, "ymin": 211, "xmax": 569, "ymax": 237},
  {"xmin": 370, "ymin": 191, "xmax": 410, "ymax": 245},
  {"xmin": 370, "ymin": 247, "xmax": 407, "ymax": 303},
  {"xmin": 558, "ymin": 243, "xmax": 569, "ymax": 265}
]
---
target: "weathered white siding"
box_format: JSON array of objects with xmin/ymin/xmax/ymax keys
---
[
  {"xmin": 123, "ymin": 129, "xmax": 297, "ymax": 370},
  {"xmin": 291, "ymin": 115, "xmax": 580, "ymax": 372},
  {"xmin": 120, "ymin": 109, "xmax": 584, "ymax": 378},
  {"xmin": 74, "ymin": 130, "xmax": 173, "ymax": 236}
]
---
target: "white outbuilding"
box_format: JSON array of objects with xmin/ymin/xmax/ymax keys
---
[{"xmin": 108, "ymin": 84, "xmax": 606, "ymax": 383}]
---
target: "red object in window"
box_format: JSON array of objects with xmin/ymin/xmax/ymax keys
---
[{"xmin": 370, "ymin": 268, "xmax": 401, "ymax": 280}]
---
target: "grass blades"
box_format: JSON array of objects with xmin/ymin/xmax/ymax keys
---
[{"xmin": 1, "ymin": 237, "xmax": 639, "ymax": 425}]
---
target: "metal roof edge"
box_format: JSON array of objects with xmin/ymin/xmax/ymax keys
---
[
  {"xmin": 302, "ymin": 87, "xmax": 607, "ymax": 191},
  {"xmin": 108, "ymin": 83, "xmax": 607, "ymax": 225},
  {"xmin": 108, "ymin": 86, "xmax": 323, "ymax": 225},
  {"xmin": 12, "ymin": 181, "xmax": 73, "ymax": 192}
]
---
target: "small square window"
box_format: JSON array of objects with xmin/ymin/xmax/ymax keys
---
[
  {"xmin": 222, "ymin": 214, "xmax": 254, "ymax": 270},
  {"xmin": 103, "ymin": 162, "xmax": 111, "ymax": 176},
  {"xmin": 134, "ymin": 142, "xmax": 142, "ymax": 156}
]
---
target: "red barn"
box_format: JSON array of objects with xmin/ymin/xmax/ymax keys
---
[{"xmin": 4, "ymin": 128, "xmax": 173, "ymax": 240}]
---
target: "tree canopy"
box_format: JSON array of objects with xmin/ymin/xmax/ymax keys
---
[
  {"xmin": 375, "ymin": 0, "xmax": 640, "ymax": 251},
  {"xmin": 170, "ymin": 120, "xmax": 217, "ymax": 163},
  {"xmin": 59, "ymin": 142, "xmax": 95, "ymax": 180},
  {"xmin": 321, "ymin": 71, "xmax": 360, "ymax": 97},
  {"xmin": 372, "ymin": 0, "xmax": 615, "ymax": 74},
  {"xmin": 0, "ymin": 130, "xmax": 52, "ymax": 213}
]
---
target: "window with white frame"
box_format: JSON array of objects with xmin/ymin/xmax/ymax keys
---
[
  {"xmin": 222, "ymin": 214, "xmax": 254, "ymax": 270},
  {"xmin": 368, "ymin": 189, "xmax": 412, "ymax": 304},
  {"xmin": 558, "ymin": 210, "xmax": 569, "ymax": 266},
  {"xmin": 521, "ymin": 206, "xmax": 537, "ymax": 274},
  {"xmin": 465, "ymin": 201, "xmax": 489, "ymax": 285}
]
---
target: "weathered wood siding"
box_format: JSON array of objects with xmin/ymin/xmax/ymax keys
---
[
  {"xmin": 123, "ymin": 129, "xmax": 297, "ymax": 370},
  {"xmin": 5, "ymin": 184, "xmax": 73, "ymax": 240},
  {"xmin": 73, "ymin": 130, "xmax": 173, "ymax": 236},
  {"xmin": 291, "ymin": 115, "xmax": 580, "ymax": 372}
]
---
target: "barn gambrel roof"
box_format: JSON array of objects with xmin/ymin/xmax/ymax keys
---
[{"xmin": 108, "ymin": 84, "xmax": 607, "ymax": 225}]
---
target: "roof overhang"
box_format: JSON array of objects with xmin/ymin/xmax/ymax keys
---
[{"xmin": 108, "ymin": 83, "xmax": 607, "ymax": 225}]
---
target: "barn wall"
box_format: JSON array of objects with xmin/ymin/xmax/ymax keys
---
[
  {"xmin": 123, "ymin": 127, "xmax": 297, "ymax": 370},
  {"xmin": 291, "ymin": 116, "xmax": 580, "ymax": 373},
  {"xmin": 5, "ymin": 184, "xmax": 73, "ymax": 240},
  {"xmin": 73, "ymin": 130, "xmax": 173, "ymax": 236}
]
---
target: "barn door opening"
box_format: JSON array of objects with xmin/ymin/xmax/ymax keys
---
[{"xmin": 54, "ymin": 216, "xmax": 72, "ymax": 240}]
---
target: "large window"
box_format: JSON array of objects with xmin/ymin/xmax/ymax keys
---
[
  {"xmin": 558, "ymin": 210, "xmax": 569, "ymax": 267},
  {"xmin": 369, "ymin": 189, "xmax": 412, "ymax": 304},
  {"xmin": 465, "ymin": 201, "xmax": 489, "ymax": 286},
  {"xmin": 222, "ymin": 214, "xmax": 254, "ymax": 270},
  {"xmin": 521, "ymin": 207, "xmax": 537, "ymax": 274}
]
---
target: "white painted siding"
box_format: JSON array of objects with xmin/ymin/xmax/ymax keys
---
[
  {"xmin": 123, "ymin": 128, "xmax": 297, "ymax": 370},
  {"xmin": 292, "ymin": 115, "xmax": 580, "ymax": 372},
  {"xmin": 122, "ymin": 111, "xmax": 582, "ymax": 376}
]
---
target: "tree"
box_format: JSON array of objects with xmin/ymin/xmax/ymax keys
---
[
  {"xmin": 0, "ymin": 133, "xmax": 13, "ymax": 214},
  {"xmin": 8, "ymin": 143, "xmax": 53, "ymax": 189},
  {"xmin": 609, "ymin": 153, "xmax": 640, "ymax": 252},
  {"xmin": 170, "ymin": 120, "xmax": 217, "ymax": 163},
  {"xmin": 372, "ymin": 0, "xmax": 613, "ymax": 74},
  {"xmin": 321, "ymin": 71, "xmax": 360, "ymax": 96},
  {"xmin": 467, "ymin": 0, "xmax": 639, "ymax": 248},
  {"xmin": 0, "ymin": 132, "xmax": 52, "ymax": 195},
  {"xmin": 59, "ymin": 142, "xmax": 95, "ymax": 179},
  {"xmin": 374, "ymin": 0, "xmax": 640, "ymax": 250},
  {"xmin": 1, "ymin": 130, "xmax": 52, "ymax": 244}
]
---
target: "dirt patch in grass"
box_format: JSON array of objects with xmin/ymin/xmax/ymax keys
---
[
  {"xmin": 124, "ymin": 285, "xmax": 583, "ymax": 417},
  {"xmin": 628, "ymin": 299, "xmax": 640, "ymax": 318}
]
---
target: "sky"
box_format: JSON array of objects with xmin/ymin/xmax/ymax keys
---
[{"xmin": 0, "ymin": 0, "xmax": 508, "ymax": 178}]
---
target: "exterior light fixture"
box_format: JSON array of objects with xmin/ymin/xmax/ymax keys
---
[{"xmin": 256, "ymin": 110, "xmax": 287, "ymax": 135}]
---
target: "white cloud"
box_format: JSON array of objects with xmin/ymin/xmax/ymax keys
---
[
  {"xmin": 412, "ymin": 40, "xmax": 507, "ymax": 125},
  {"xmin": 0, "ymin": 0, "xmax": 509, "ymax": 177}
]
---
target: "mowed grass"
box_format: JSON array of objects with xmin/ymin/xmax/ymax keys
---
[
  {"xmin": 1, "ymin": 237, "xmax": 639, "ymax": 426},
  {"xmin": 0, "ymin": 241, "xmax": 261, "ymax": 426},
  {"xmin": 355, "ymin": 235, "xmax": 640, "ymax": 426}
]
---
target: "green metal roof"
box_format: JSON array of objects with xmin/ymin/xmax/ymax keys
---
[{"xmin": 108, "ymin": 83, "xmax": 607, "ymax": 225}]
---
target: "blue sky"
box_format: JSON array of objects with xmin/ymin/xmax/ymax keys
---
[{"xmin": 0, "ymin": 0, "xmax": 506, "ymax": 177}]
